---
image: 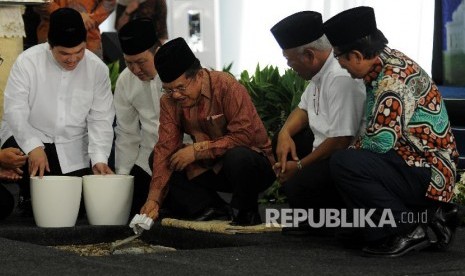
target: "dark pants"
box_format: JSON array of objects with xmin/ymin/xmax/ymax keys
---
[
  {"xmin": 2, "ymin": 136, "xmax": 92, "ymax": 199},
  {"xmin": 330, "ymin": 148, "xmax": 435, "ymax": 242},
  {"xmin": 271, "ymin": 128, "xmax": 344, "ymax": 210},
  {"xmin": 150, "ymin": 147, "xmax": 275, "ymax": 218},
  {"xmin": 129, "ymin": 165, "xmax": 151, "ymax": 216},
  {"xmin": 0, "ymin": 184, "xmax": 14, "ymax": 220}
]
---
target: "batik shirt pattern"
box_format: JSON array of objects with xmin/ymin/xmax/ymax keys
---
[{"xmin": 355, "ymin": 47, "xmax": 459, "ymax": 202}]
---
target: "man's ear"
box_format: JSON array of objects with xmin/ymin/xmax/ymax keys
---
[
  {"xmin": 302, "ymin": 48, "xmax": 314, "ymax": 61},
  {"xmin": 352, "ymin": 50, "xmax": 364, "ymax": 63}
]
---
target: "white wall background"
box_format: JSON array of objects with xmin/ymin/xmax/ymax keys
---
[
  {"xmin": 217, "ymin": 0, "xmax": 435, "ymax": 76},
  {"xmin": 101, "ymin": 0, "xmax": 435, "ymax": 76}
]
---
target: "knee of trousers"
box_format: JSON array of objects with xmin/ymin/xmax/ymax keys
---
[
  {"xmin": 222, "ymin": 147, "xmax": 260, "ymax": 173},
  {"xmin": 329, "ymin": 149, "xmax": 366, "ymax": 177}
]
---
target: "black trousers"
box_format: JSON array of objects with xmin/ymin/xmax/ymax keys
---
[
  {"xmin": 272, "ymin": 128, "xmax": 344, "ymax": 210},
  {"xmin": 330, "ymin": 148, "xmax": 435, "ymax": 242},
  {"xmin": 1, "ymin": 136, "xmax": 92, "ymax": 199},
  {"xmin": 0, "ymin": 184, "xmax": 14, "ymax": 220},
  {"xmin": 129, "ymin": 164, "xmax": 151, "ymax": 216},
  {"xmin": 151, "ymin": 146, "xmax": 276, "ymax": 218}
]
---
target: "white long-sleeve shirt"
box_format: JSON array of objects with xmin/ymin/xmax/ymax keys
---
[
  {"xmin": 114, "ymin": 68, "xmax": 163, "ymax": 175},
  {"xmin": 0, "ymin": 43, "xmax": 115, "ymax": 173}
]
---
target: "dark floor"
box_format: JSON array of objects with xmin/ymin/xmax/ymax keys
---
[{"xmin": 1, "ymin": 205, "xmax": 465, "ymax": 276}]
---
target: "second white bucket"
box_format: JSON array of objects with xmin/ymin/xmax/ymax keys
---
[{"xmin": 82, "ymin": 175, "xmax": 134, "ymax": 225}]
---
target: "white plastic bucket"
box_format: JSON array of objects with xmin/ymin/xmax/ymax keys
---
[
  {"xmin": 30, "ymin": 176, "xmax": 82, "ymax": 228},
  {"xmin": 82, "ymin": 175, "xmax": 134, "ymax": 225}
]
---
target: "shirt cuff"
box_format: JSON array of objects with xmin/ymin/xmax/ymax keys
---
[
  {"xmin": 90, "ymin": 153, "xmax": 108, "ymax": 167},
  {"xmin": 22, "ymin": 138, "xmax": 44, "ymax": 155},
  {"xmin": 193, "ymin": 141, "xmax": 213, "ymax": 160}
]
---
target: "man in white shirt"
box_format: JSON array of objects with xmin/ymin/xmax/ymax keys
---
[
  {"xmin": 115, "ymin": 18, "xmax": 162, "ymax": 215},
  {"xmin": 270, "ymin": 11, "xmax": 366, "ymax": 234},
  {"xmin": 1, "ymin": 8, "xmax": 115, "ymax": 213}
]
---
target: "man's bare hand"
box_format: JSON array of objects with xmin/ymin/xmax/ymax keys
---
[
  {"xmin": 0, "ymin": 168, "xmax": 23, "ymax": 181},
  {"xmin": 28, "ymin": 147, "xmax": 49, "ymax": 177},
  {"xmin": 80, "ymin": 12, "xmax": 96, "ymax": 30},
  {"xmin": 274, "ymin": 160, "xmax": 299, "ymax": 184},
  {"xmin": 169, "ymin": 145, "xmax": 195, "ymax": 171},
  {"xmin": 140, "ymin": 199, "xmax": 159, "ymax": 220},
  {"xmin": 276, "ymin": 131, "xmax": 298, "ymax": 173},
  {"xmin": 0, "ymin": 148, "xmax": 27, "ymax": 169},
  {"xmin": 92, "ymin": 163, "xmax": 114, "ymax": 175}
]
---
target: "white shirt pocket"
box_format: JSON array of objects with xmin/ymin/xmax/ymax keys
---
[{"xmin": 67, "ymin": 89, "xmax": 93, "ymax": 128}]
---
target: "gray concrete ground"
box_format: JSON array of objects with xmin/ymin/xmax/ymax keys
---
[{"xmin": 0, "ymin": 205, "xmax": 465, "ymax": 275}]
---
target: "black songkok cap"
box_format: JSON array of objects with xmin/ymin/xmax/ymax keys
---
[
  {"xmin": 118, "ymin": 18, "xmax": 158, "ymax": 55},
  {"xmin": 323, "ymin": 6, "xmax": 378, "ymax": 47},
  {"xmin": 48, "ymin": 8, "xmax": 87, "ymax": 48},
  {"xmin": 270, "ymin": 11, "xmax": 324, "ymax": 50},
  {"xmin": 155, "ymin": 37, "xmax": 200, "ymax": 83}
]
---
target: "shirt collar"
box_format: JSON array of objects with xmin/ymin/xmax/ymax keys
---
[
  {"xmin": 199, "ymin": 69, "xmax": 212, "ymax": 100},
  {"xmin": 311, "ymin": 50, "xmax": 335, "ymax": 85}
]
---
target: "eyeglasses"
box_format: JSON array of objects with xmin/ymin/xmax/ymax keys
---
[
  {"xmin": 333, "ymin": 51, "xmax": 348, "ymax": 60},
  {"xmin": 0, "ymin": 55, "xmax": 3, "ymax": 66},
  {"xmin": 161, "ymin": 77, "xmax": 195, "ymax": 95}
]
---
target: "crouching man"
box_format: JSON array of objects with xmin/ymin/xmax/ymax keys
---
[{"xmin": 140, "ymin": 38, "xmax": 276, "ymax": 226}]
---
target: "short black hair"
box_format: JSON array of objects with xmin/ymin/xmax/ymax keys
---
[
  {"xmin": 336, "ymin": 29, "xmax": 388, "ymax": 59},
  {"xmin": 184, "ymin": 60, "xmax": 202, "ymax": 79}
]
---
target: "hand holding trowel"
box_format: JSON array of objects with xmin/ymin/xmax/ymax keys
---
[{"xmin": 110, "ymin": 214, "xmax": 154, "ymax": 252}]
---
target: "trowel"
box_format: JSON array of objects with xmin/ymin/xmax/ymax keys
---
[
  {"xmin": 110, "ymin": 214, "xmax": 154, "ymax": 253},
  {"xmin": 110, "ymin": 233, "xmax": 142, "ymax": 253}
]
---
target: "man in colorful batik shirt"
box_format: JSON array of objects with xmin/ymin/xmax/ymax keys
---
[{"xmin": 324, "ymin": 6, "xmax": 459, "ymax": 257}]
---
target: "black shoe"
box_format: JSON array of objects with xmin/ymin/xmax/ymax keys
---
[
  {"xmin": 230, "ymin": 210, "xmax": 262, "ymax": 226},
  {"xmin": 362, "ymin": 225, "xmax": 430, "ymax": 258},
  {"xmin": 428, "ymin": 204, "xmax": 460, "ymax": 250},
  {"xmin": 191, "ymin": 206, "xmax": 232, "ymax": 222}
]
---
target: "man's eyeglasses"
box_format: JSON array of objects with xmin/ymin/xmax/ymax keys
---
[
  {"xmin": 0, "ymin": 55, "xmax": 3, "ymax": 66},
  {"xmin": 333, "ymin": 51, "xmax": 348, "ymax": 60},
  {"xmin": 161, "ymin": 77, "xmax": 195, "ymax": 95}
]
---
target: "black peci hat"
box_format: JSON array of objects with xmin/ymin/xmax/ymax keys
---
[
  {"xmin": 323, "ymin": 6, "xmax": 378, "ymax": 47},
  {"xmin": 154, "ymin": 37, "xmax": 200, "ymax": 83},
  {"xmin": 270, "ymin": 11, "xmax": 324, "ymax": 50},
  {"xmin": 48, "ymin": 8, "xmax": 87, "ymax": 48},
  {"xmin": 118, "ymin": 18, "xmax": 159, "ymax": 55}
]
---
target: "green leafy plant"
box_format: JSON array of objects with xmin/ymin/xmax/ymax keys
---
[
  {"xmin": 107, "ymin": 60, "xmax": 120, "ymax": 93},
  {"xmin": 452, "ymin": 170, "xmax": 465, "ymax": 225},
  {"xmin": 453, "ymin": 170, "xmax": 465, "ymax": 205},
  {"xmin": 239, "ymin": 64, "xmax": 308, "ymax": 204},
  {"xmin": 239, "ymin": 64, "xmax": 308, "ymax": 137}
]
